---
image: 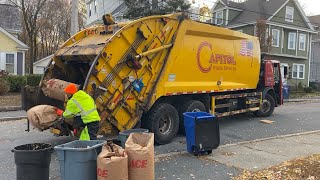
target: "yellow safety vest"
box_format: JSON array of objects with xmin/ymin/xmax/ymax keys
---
[{"xmin": 63, "ymin": 90, "xmax": 100, "ymax": 140}]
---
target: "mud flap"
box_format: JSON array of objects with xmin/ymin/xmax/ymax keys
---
[{"xmin": 21, "ymin": 86, "xmax": 64, "ymax": 111}]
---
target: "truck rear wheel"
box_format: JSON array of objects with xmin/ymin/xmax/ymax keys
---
[
  {"xmin": 254, "ymin": 94, "xmax": 275, "ymax": 117},
  {"xmin": 178, "ymin": 100, "xmax": 206, "ymax": 134},
  {"xmin": 144, "ymin": 103, "xmax": 179, "ymax": 145}
]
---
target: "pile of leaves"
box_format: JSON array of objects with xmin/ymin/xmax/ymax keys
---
[{"xmin": 234, "ymin": 154, "xmax": 320, "ymax": 180}]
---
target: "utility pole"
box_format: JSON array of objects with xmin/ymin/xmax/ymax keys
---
[{"xmin": 70, "ymin": 0, "xmax": 79, "ymax": 35}]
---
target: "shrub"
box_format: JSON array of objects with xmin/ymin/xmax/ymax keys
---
[
  {"xmin": 304, "ymin": 87, "xmax": 313, "ymax": 93},
  {"xmin": 26, "ymin": 74, "xmax": 42, "ymax": 86},
  {"xmin": 4, "ymin": 75, "xmax": 27, "ymax": 92},
  {"xmin": 0, "ymin": 78, "xmax": 10, "ymax": 95}
]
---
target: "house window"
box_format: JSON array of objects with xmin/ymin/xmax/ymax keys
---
[
  {"xmin": 272, "ymin": 29, "xmax": 280, "ymax": 47},
  {"xmin": 94, "ymin": 0, "xmax": 97, "ymax": 13},
  {"xmin": 215, "ymin": 11, "xmax": 223, "ymax": 25},
  {"xmin": 6, "ymin": 54, "xmax": 14, "ymax": 74},
  {"xmin": 285, "ymin": 6, "xmax": 294, "ymax": 22},
  {"xmin": 292, "ymin": 64, "xmax": 305, "ymax": 79},
  {"xmin": 288, "ymin": 32, "xmax": 296, "ymax": 50},
  {"xmin": 299, "ymin": 34, "xmax": 306, "ymax": 51}
]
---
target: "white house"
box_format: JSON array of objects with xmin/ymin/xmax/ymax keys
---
[
  {"xmin": 85, "ymin": 0, "xmax": 127, "ymax": 27},
  {"xmin": 33, "ymin": 55, "xmax": 53, "ymax": 74},
  {"xmin": 0, "ymin": 3, "xmax": 28, "ymax": 75}
]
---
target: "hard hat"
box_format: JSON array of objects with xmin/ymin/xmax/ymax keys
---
[{"xmin": 64, "ymin": 83, "xmax": 78, "ymax": 94}]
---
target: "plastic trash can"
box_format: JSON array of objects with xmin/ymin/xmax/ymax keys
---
[
  {"xmin": 12, "ymin": 143, "xmax": 52, "ymax": 180},
  {"xmin": 283, "ymin": 85, "xmax": 290, "ymax": 99},
  {"xmin": 54, "ymin": 140, "xmax": 105, "ymax": 180},
  {"xmin": 118, "ymin": 128, "xmax": 149, "ymax": 148},
  {"xmin": 183, "ymin": 112, "xmax": 220, "ymax": 155}
]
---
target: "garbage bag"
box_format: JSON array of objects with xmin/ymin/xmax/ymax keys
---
[
  {"xmin": 27, "ymin": 105, "xmax": 58, "ymax": 130},
  {"xmin": 97, "ymin": 143, "xmax": 128, "ymax": 180},
  {"xmin": 125, "ymin": 133, "xmax": 154, "ymax": 180},
  {"xmin": 41, "ymin": 79, "xmax": 79, "ymax": 101}
]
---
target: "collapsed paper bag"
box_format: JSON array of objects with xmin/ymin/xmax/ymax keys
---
[
  {"xmin": 41, "ymin": 79, "xmax": 79, "ymax": 101},
  {"xmin": 27, "ymin": 105, "xmax": 58, "ymax": 130},
  {"xmin": 125, "ymin": 133, "xmax": 154, "ymax": 180},
  {"xmin": 97, "ymin": 143, "xmax": 128, "ymax": 180}
]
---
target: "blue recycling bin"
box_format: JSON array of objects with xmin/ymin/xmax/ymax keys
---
[
  {"xmin": 283, "ymin": 85, "xmax": 290, "ymax": 99},
  {"xmin": 183, "ymin": 112, "xmax": 220, "ymax": 155}
]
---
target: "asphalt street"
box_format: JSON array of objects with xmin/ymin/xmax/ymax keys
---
[{"xmin": 0, "ymin": 101, "xmax": 320, "ymax": 179}]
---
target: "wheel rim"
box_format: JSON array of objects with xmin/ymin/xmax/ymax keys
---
[
  {"xmin": 159, "ymin": 114, "xmax": 172, "ymax": 135},
  {"xmin": 192, "ymin": 108, "xmax": 201, "ymax": 112},
  {"xmin": 261, "ymin": 99, "xmax": 271, "ymax": 113}
]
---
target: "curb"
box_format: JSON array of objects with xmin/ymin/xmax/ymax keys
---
[
  {"xmin": 155, "ymin": 130, "xmax": 320, "ymax": 159},
  {"xmin": 0, "ymin": 106, "xmax": 22, "ymax": 112},
  {"xmin": 0, "ymin": 116, "xmax": 27, "ymax": 122},
  {"xmin": 284, "ymin": 99, "xmax": 320, "ymax": 102}
]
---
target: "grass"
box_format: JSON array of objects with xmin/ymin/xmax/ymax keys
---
[
  {"xmin": 234, "ymin": 154, "xmax": 320, "ymax": 180},
  {"xmin": 289, "ymin": 91, "xmax": 320, "ymax": 99},
  {"xmin": 0, "ymin": 93, "xmax": 21, "ymax": 107}
]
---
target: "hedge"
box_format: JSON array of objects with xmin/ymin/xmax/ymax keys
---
[
  {"xmin": 26, "ymin": 74, "xmax": 42, "ymax": 86},
  {"xmin": 0, "ymin": 78, "xmax": 10, "ymax": 95},
  {"xmin": 4, "ymin": 75, "xmax": 27, "ymax": 92},
  {"xmin": 3, "ymin": 74, "xmax": 42, "ymax": 92}
]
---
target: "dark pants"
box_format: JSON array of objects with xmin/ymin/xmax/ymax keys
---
[
  {"xmin": 74, "ymin": 116, "xmax": 99, "ymax": 140},
  {"xmin": 86, "ymin": 121, "xmax": 99, "ymax": 140}
]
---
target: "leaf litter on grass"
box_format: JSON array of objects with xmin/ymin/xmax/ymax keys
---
[{"xmin": 233, "ymin": 154, "xmax": 320, "ymax": 180}]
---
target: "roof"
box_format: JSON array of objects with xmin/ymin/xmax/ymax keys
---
[
  {"xmin": 308, "ymin": 15, "xmax": 320, "ymax": 27},
  {"xmin": 0, "ymin": 4, "xmax": 22, "ymax": 31},
  {"xmin": 219, "ymin": 0, "xmax": 287, "ymax": 25},
  {"xmin": 33, "ymin": 54, "xmax": 53, "ymax": 65},
  {"xmin": 0, "ymin": 26, "xmax": 28, "ymax": 50},
  {"xmin": 215, "ymin": 0, "xmax": 313, "ymax": 30}
]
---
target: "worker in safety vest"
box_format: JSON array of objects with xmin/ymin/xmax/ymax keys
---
[{"xmin": 57, "ymin": 83, "xmax": 100, "ymax": 140}]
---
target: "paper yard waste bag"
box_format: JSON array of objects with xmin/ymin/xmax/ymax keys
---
[
  {"xmin": 125, "ymin": 133, "xmax": 154, "ymax": 180},
  {"xmin": 97, "ymin": 143, "xmax": 128, "ymax": 180},
  {"xmin": 41, "ymin": 79, "xmax": 79, "ymax": 101},
  {"xmin": 27, "ymin": 105, "xmax": 58, "ymax": 130}
]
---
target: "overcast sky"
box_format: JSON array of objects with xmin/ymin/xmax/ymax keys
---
[
  {"xmin": 298, "ymin": 0, "xmax": 320, "ymax": 16},
  {"xmin": 193, "ymin": 0, "xmax": 320, "ymax": 16}
]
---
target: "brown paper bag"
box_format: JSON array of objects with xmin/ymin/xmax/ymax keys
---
[
  {"xmin": 27, "ymin": 105, "xmax": 58, "ymax": 130},
  {"xmin": 97, "ymin": 143, "xmax": 128, "ymax": 180},
  {"xmin": 125, "ymin": 133, "xmax": 154, "ymax": 180},
  {"xmin": 41, "ymin": 79, "xmax": 79, "ymax": 101}
]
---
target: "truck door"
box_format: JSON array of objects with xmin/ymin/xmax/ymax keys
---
[
  {"xmin": 273, "ymin": 63, "xmax": 283, "ymax": 105},
  {"xmin": 280, "ymin": 63, "xmax": 288, "ymax": 85}
]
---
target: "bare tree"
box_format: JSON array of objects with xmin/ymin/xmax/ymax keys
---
[
  {"xmin": 256, "ymin": 19, "xmax": 272, "ymax": 54},
  {"xmin": 9, "ymin": 0, "xmax": 48, "ymax": 74}
]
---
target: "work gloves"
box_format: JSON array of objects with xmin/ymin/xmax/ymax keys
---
[{"xmin": 55, "ymin": 108, "xmax": 64, "ymax": 116}]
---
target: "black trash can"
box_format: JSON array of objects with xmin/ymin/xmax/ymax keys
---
[{"xmin": 12, "ymin": 143, "xmax": 52, "ymax": 180}]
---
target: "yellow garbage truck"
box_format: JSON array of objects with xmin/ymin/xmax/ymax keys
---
[{"xmin": 23, "ymin": 13, "xmax": 283, "ymax": 144}]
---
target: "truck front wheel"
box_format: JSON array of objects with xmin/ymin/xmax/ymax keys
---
[
  {"xmin": 254, "ymin": 94, "xmax": 275, "ymax": 117},
  {"xmin": 144, "ymin": 103, "xmax": 179, "ymax": 145}
]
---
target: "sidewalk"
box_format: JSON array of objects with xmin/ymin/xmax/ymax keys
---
[
  {"xmin": 205, "ymin": 131, "xmax": 320, "ymax": 171},
  {"xmin": 0, "ymin": 110, "xmax": 26, "ymax": 121}
]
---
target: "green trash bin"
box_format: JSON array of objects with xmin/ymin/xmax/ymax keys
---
[{"xmin": 54, "ymin": 140, "xmax": 105, "ymax": 180}]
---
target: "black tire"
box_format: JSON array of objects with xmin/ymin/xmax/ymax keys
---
[
  {"xmin": 144, "ymin": 103, "xmax": 179, "ymax": 145},
  {"xmin": 254, "ymin": 94, "xmax": 275, "ymax": 117},
  {"xmin": 178, "ymin": 100, "xmax": 206, "ymax": 134}
]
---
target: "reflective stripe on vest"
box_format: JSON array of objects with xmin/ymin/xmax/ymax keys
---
[{"xmin": 72, "ymin": 99, "xmax": 97, "ymax": 116}]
